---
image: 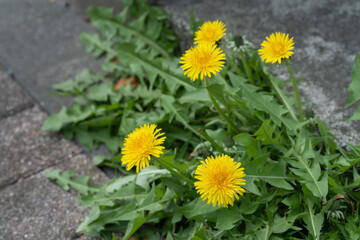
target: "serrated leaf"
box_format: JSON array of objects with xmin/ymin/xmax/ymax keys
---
[
  {"xmin": 228, "ymin": 72, "xmax": 308, "ymax": 130},
  {"xmin": 191, "ymin": 225, "xmax": 207, "ymax": 240},
  {"xmin": 287, "ymin": 135, "xmax": 328, "ymax": 197},
  {"xmin": 115, "ymin": 43, "xmax": 196, "ymax": 91},
  {"xmin": 255, "ymin": 224, "xmax": 270, "ymax": 240},
  {"xmin": 161, "ymin": 95, "xmax": 201, "ymax": 138},
  {"xmin": 76, "ymin": 205, "xmax": 102, "ymax": 236},
  {"xmin": 78, "ymin": 186, "xmax": 172, "ymax": 236},
  {"xmin": 242, "ymin": 154, "xmax": 269, "ymax": 195},
  {"xmin": 180, "ymin": 197, "xmax": 218, "ymax": 219},
  {"xmin": 45, "ymin": 169, "xmax": 98, "ymax": 195},
  {"xmin": 303, "ymin": 199, "xmax": 324, "ymax": 240},
  {"xmin": 53, "ymin": 70, "xmax": 103, "ymax": 93},
  {"xmin": 261, "ymin": 160, "xmax": 294, "ymax": 190},
  {"xmin": 123, "ymin": 216, "xmax": 147, "ymax": 240},
  {"xmin": 253, "ymin": 119, "xmax": 279, "ymax": 144},
  {"xmin": 42, "ymin": 104, "xmax": 97, "ymax": 132},
  {"xmin": 77, "ymin": 202, "xmax": 138, "ymax": 236},
  {"xmin": 244, "ymin": 177, "xmax": 261, "ymax": 195},
  {"xmin": 233, "ymin": 133, "xmax": 258, "ymax": 158},
  {"xmin": 74, "ymin": 128, "xmax": 119, "ymax": 154},
  {"xmin": 239, "ymin": 195, "xmax": 259, "ymax": 214},
  {"xmin": 85, "ymin": 81, "xmax": 115, "ymax": 102},
  {"xmin": 106, "ymin": 166, "xmax": 171, "ymax": 193},
  {"xmin": 179, "ymin": 87, "xmax": 210, "ymax": 103},
  {"xmin": 77, "ymin": 182, "xmax": 145, "ymax": 207},
  {"xmin": 80, "ymin": 33, "xmax": 115, "ymax": 58},
  {"xmin": 88, "ymin": 6, "xmax": 172, "ymax": 58},
  {"xmin": 272, "ymin": 214, "xmax": 296, "ymax": 234},
  {"xmin": 215, "ymin": 208, "xmax": 243, "ymax": 230},
  {"xmin": 42, "ymin": 107, "xmax": 69, "ymax": 131}
]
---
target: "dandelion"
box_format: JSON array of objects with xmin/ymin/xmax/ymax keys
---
[
  {"xmin": 258, "ymin": 32, "xmax": 294, "ymax": 64},
  {"xmin": 194, "ymin": 154, "xmax": 246, "ymax": 207},
  {"xmin": 194, "ymin": 20, "xmax": 226, "ymax": 44},
  {"xmin": 180, "ymin": 43, "xmax": 226, "ymax": 81},
  {"xmin": 121, "ymin": 124, "xmax": 166, "ymax": 173}
]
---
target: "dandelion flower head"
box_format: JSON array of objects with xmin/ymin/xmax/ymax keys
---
[
  {"xmin": 180, "ymin": 43, "xmax": 226, "ymax": 81},
  {"xmin": 194, "ymin": 20, "xmax": 226, "ymax": 44},
  {"xmin": 194, "ymin": 154, "xmax": 246, "ymax": 207},
  {"xmin": 121, "ymin": 124, "xmax": 166, "ymax": 173},
  {"xmin": 258, "ymin": 32, "xmax": 294, "ymax": 64}
]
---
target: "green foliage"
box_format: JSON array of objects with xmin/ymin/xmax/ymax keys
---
[
  {"xmin": 45, "ymin": 169, "xmax": 99, "ymax": 195},
  {"xmin": 346, "ymin": 53, "xmax": 360, "ymax": 121},
  {"xmin": 43, "ymin": 0, "xmax": 360, "ymax": 239}
]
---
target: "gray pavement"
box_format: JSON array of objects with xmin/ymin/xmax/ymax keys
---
[
  {"xmin": 0, "ymin": 1, "xmax": 111, "ymax": 238},
  {"xmin": 1, "ymin": 0, "xmax": 360, "ymax": 239},
  {"xmin": 0, "ymin": 71, "xmax": 109, "ymax": 239},
  {"xmin": 0, "ymin": 70, "xmax": 33, "ymax": 119},
  {"xmin": 0, "ymin": 0, "xmax": 101, "ymax": 114}
]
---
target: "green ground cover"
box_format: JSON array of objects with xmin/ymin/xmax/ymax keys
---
[{"xmin": 43, "ymin": 1, "xmax": 360, "ymax": 239}]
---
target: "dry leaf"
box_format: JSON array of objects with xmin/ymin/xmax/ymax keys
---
[
  {"xmin": 110, "ymin": 58, "xmax": 121, "ymax": 63},
  {"xmin": 322, "ymin": 194, "xmax": 345, "ymax": 205},
  {"xmin": 114, "ymin": 76, "xmax": 139, "ymax": 91}
]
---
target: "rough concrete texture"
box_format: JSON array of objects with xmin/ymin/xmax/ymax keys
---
[
  {"xmin": 0, "ymin": 0, "xmax": 101, "ymax": 114},
  {"xmin": 0, "ymin": 154, "xmax": 107, "ymax": 240},
  {"xmin": 0, "ymin": 103, "xmax": 108, "ymax": 239},
  {"xmin": 0, "ymin": 70, "xmax": 33, "ymax": 118},
  {"xmin": 0, "ymin": 103, "xmax": 107, "ymax": 185},
  {"xmin": 0, "ymin": 0, "xmax": 61, "ymax": 30},
  {"xmin": 156, "ymin": 0, "xmax": 360, "ymax": 145},
  {"xmin": 0, "ymin": 106, "xmax": 78, "ymax": 188},
  {"xmin": 63, "ymin": 0, "xmax": 123, "ymax": 21}
]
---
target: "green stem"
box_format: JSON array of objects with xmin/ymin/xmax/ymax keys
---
[
  {"xmin": 154, "ymin": 157, "xmax": 194, "ymax": 185},
  {"xmin": 286, "ymin": 62, "xmax": 304, "ymax": 121},
  {"xmin": 240, "ymin": 51, "xmax": 254, "ymax": 84},
  {"xmin": 205, "ymin": 79, "xmax": 241, "ymax": 134},
  {"xmin": 198, "ymin": 128, "xmax": 226, "ymax": 154},
  {"xmin": 268, "ymin": 77, "xmax": 298, "ymax": 121}
]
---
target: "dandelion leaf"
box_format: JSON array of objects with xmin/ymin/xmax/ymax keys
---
[
  {"xmin": 45, "ymin": 169, "xmax": 97, "ymax": 195},
  {"xmin": 228, "ymin": 72, "xmax": 307, "ymax": 131}
]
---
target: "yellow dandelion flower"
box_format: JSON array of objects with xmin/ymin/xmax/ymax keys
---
[
  {"xmin": 258, "ymin": 32, "xmax": 294, "ymax": 64},
  {"xmin": 194, "ymin": 20, "xmax": 226, "ymax": 44},
  {"xmin": 194, "ymin": 154, "xmax": 246, "ymax": 207},
  {"xmin": 180, "ymin": 43, "xmax": 226, "ymax": 81},
  {"xmin": 121, "ymin": 124, "xmax": 166, "ymax": 173}
]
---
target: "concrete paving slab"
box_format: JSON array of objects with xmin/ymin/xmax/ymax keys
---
[
  {"xmin": 0, "ymin": 2, "xmax": 101, "ymax": 114},
  {"xmin": 0, "ymin": 0, "xmax": 62, "ymax": 30},
  {"xmin": 0, "ymin": 154, "xmax": 107, "ymax": 240},
  {"xmin": 0, "ymin": 70, "xmax": 33, "ymax": 118},
  {"xmin": 0, "ymin": 96, "xmax": 108, "ymax": 239},
  {"xmin": 0, "ymin": 105, "xmax": 84, "ymax": 188},
  {"xmin": 156, "ymin": 0, "xmax": 360, "ymax": 144},
  {"xmin": 63, "ymin": 0, "xmax": 123, "ymax": 21}
]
